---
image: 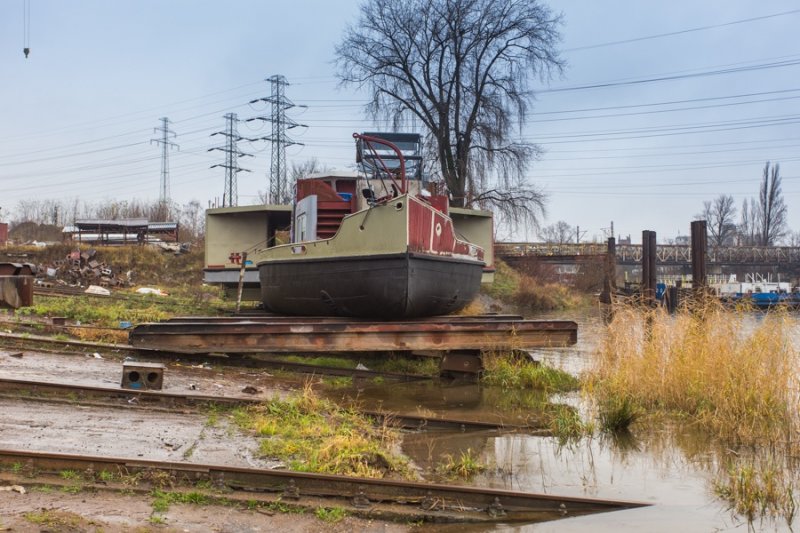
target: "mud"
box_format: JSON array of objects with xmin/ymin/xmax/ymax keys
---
[{"xmin": 0, "ymin": 489, "xmax": 407, "ymax": 532}]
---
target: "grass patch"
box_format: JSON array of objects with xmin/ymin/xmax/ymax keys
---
[
  {"xmin": 548, "ymin": 404, "xmax": 592, "ymax": 445},
  {"xmin": 151, "ymin": 489, "xmax": 210, "ymax": 513},
  {"xmin": 315, "ymin": 506, "xmax": 347, "ymax": 523},
  {"xmin": 436, "ymin": 448, "xmax": 487, "ymax": 480},
  {"xmin": 232, "ymin": 384, "xmax": 410, "ymax": 478},
  {"xmin": 482, "ymin": 354, "xmax": 579, "ymax": 392},
  {"xmin": 24, "ymin": 510, "xmax": 91, "ymax": 529}
]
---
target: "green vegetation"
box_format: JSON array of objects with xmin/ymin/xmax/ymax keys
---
[
  {"xmin": 482, "ymin": 353, "xmax": 579, "ymax": 392},
  {"xmin": 436, "ymin": 448, "xmax": 487, "ymax": 480},
  {"xmin": 151, "ymin": 489, "xmax": 210, "ymax": 513},
  {"xmin": 24, "ymin": 510, "xmax": 93, "ymax": 530},
  {"xmin": 597, "ymin": 396, "xmax": 641, "ymax": 433},
  {"xmin": 548, "ymin": 404, "xmax": 592, "ymax": 445},
  {"xmin": 315, "ymin": 506, "xmax": 347, "ymax": 523},
  {"xmin": 232, "ymin": 385, "xmax": 410, "ymax": 478}
]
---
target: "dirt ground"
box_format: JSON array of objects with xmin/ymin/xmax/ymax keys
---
[
  {"xmin": 0, "ymin": 489, "xmax": 409, "ymax": 532},
  {"xmin": 0, "ymin": 348, "xmax": 414, "ymax": 532}
]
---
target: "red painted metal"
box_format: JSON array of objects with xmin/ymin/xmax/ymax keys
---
[
  {"xmin": 353, "ymin": 133, "xmax": 406, "ymax": 195},
  {"xmin": 0, "ymin": 223, "xmax": 8, "ymax": 245}
]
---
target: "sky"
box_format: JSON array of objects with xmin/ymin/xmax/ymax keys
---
[{"xmin": 1, "ymin": 0, "xmax": 799, "ymax": 244}]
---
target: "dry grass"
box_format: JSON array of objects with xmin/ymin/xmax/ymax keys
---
[
  {"xmin": 587, "ymin": 302, "xmax": 800, "ymax": 524},
  {"xmin": 482, "ymin": 259, "xmax": 585, "ymax": 312},
  {"xmin": 587, "ymin": 303, "xmax": 798, "ymax": 444}
]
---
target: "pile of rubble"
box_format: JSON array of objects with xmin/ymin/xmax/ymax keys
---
[{"xmin": 37, "ymin": 249, "xmax": 132, "ymax": 288}]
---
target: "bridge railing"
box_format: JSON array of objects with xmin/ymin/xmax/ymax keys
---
[{"xmin": 495, "ymin": 242, "xmax": 800, "ymax": 265}]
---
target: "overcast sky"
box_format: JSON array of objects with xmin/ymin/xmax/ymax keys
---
[{"xmin": 2, "ymin": 0, "xmax": 799, "ymax": 243}]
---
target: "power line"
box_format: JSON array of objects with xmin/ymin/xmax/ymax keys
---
[
  {"xmin": 564, "ymin": 9, "xmax": 800, "ymax": 53},
  {"xmin": 541, "ymin": 57, "xmax": 800, "ymax": 94}
]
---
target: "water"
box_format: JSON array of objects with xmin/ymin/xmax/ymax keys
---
[{"xmin": 326, "ymin": 307, "xmax": 798, "ymax": 531}]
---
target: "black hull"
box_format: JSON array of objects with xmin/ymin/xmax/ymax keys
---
[{"xmin": 258, "ymin": 253, "xmax": 483, "ymax": 319}]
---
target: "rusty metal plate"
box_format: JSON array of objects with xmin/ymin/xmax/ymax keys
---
[{"xmin": 128, "ymin": 318, "xmax": 578, "ymax": 354}]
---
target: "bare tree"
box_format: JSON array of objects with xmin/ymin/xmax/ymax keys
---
[
  {"xmin": 738, "ymin": 198, "xmax": 757, "ymax": 245},
  {"xmin": 335, "ymin": 0, "xmax": 563, "ymax": 226},
  {"xmin": 757, "ymin": 162, "xmax": 787, "ymax": 246},
  {"xmin": 258, "ymin": 158, "xmax": 330, "ymax": 204},
  {"xmin": 700, "ymin": 195, "xmax": 737, "ymax": 246},
  {"xmin": 538, "ymin": 220, "xmax": 573, "ymax": 244}
]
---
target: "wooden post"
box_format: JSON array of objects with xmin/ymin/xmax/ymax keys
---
[
  {"xmin": 691, "ymin": 220, "xmax": 707, "ymax": 301},
  {"xmin": 642, "ymin": 230, "xmax": 657, "ymax": 305},
  {"xmin": 599, "ymin": 237, "xmax": 616, "ymax": 322},
  {"xmin": 235, "ymin": 252, "xmax": 248, "ymax": 314},
  {"xmin": 599, "ymin": 237, "xmax": 616, "ymax": 305}
]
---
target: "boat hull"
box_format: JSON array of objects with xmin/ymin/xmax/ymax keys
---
[{"xmin": 258, "ymin": 252, "xmax": 483, "ymax": 319}]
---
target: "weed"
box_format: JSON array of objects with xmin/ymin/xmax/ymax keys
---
[
  {"xmin": 316, "ymin": 506, "xmax": 347, "ymax": 523},
  {"xmin": 597, "ymin": 396, "xmax": 641, "ymax": 433},
  {"xmin": 60, "ymin": 469, "xmax": 80, "ymax": 480},
  {"xmin": 436, "ymin": 448, "xmax": 487, "ymax": 480},
  {"xmin": 714, "ymin": 456, "xmax": 797, "ymax": 525},
  {"xmin": 11, "ymin": 462, "xmax": 23, "ymax": 474},
  {"xmin": 61, "ymin": 483, "xmax": 84, "ymax": 494},
  {"xmin": 98, "ymin": 470, "xmax": 116, "ymax": 483},
  {"xmin": 321, "ymin": 376, "xmax": 353, "ymax": 388},
  {"xmin": 266, "ymin": 500, "xmax": 306, "ymax": 514},
  {"xmin": 482, "ymin": 354, "xmax": 579, "ymax": 392},
  {"xmin": 548, "ymin": 404, "xmax": 591, "ymax": 445},
  {"xmin": 233, "ymin": 385, "xmax": 410, "ymax": 478},
  {"xmin": 149, "ymin": 514, "xmax": 167, "ymax": 525}
]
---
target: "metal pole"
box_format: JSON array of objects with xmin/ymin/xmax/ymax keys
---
[{"xmin": 235, "ymin": 252, "xmax": 248, "ymax": 314}]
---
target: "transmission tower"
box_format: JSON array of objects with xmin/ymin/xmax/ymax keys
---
[
  {"xmin": 150, "ymin": 117, "xmax": 179, "ymax": 207},
  {"xmin": 246, "ymin": 75, "xmax": 306, "ymax": 204},
  {"xmin": 209, "ymin": 113, "xmax": 252, "ymax": 207}
]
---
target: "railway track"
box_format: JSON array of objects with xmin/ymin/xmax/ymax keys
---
[
  {"xmin": 0, "ymin": 448, "xmax": 647, "ymax": 523},
  {"xmin": 0, "ymin": 331, "xmax": 434, "ymax": 382},
  {"xmin": 0, "ymin": 376, "xmax": 547, "ymax": 432}
]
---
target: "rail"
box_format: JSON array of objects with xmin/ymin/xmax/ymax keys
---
[{"xmin": 0, "ymin": 448, "xmax": 647, "ymax": 522}]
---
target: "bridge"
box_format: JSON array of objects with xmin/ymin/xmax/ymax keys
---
[{"xmin": 495, "ymin": 242, "xmax": 800, "ymax": 268}]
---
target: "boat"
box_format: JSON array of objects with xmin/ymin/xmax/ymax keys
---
[
  {"xmin": 714, "ymin": 274, "xmax": 799, "ymax": 309},
  {"xmin": 251, "ymin": 133, "xmax": 486, "ymax": 319}
]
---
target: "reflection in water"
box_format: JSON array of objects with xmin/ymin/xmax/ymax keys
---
[{"xmin": 324, "ymin": 308, "xmax": 800, "ymax": 530}]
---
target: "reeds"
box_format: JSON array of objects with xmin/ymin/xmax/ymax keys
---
[
  {"xmin": 588, "ymin": 303, "xmax": 798, "ymax": 445},
  {"xmin": 588, "ymin": 302, "xmax": 800, "ymax": 524}
]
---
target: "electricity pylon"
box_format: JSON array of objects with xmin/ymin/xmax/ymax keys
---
[{"xmin": 209, "ymin": 113, "xmax": 251, "ymax": 207}]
